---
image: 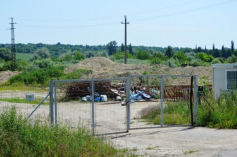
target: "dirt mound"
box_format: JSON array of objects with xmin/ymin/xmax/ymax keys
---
[
  {"xmin": 0, "ymin": 70, "xmax": 19, "ymax": 84},
  {"xmin": 65, "ymin": 57, "xmax": 212, "ymax": 84}
]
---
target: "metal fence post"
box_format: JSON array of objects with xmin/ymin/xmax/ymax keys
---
[
  {"xmin": 54, "ymin": 82, "xmax": 57, "ymax": 125},
  {"xmin": 49, "ymin": 80, "xmax": 54, "ymax": 126},
  {"xmin": 126, "ymin": 76, "xmax": 131, "ymax": 132},
  {"xmin": 193, "ymin": 75, "xmax": 198, "ymax": 126},
  {"xmin": 160, "ymin": 76, "xmax": 164, "ymax": 127},
  {"xmin": 91, "ymin": 81, "xmax": 95, "ymax": 135}
]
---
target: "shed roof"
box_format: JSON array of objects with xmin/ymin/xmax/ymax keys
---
[{"xmin": 212, "ymin": 64, "xmax": 237, "ymax": 69}]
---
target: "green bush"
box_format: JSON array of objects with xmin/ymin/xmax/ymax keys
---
[
  {"xmin": 63, "ymin": 69, "xmax": 89, "ymax": 79},
  {"xmin": 9, "ymin": 66, "xmax": 64, "ymax": 86},
  {"xmin": 172, "ymin": 51, "xmax": 188, "ymax": 64},
  {"xmin": 195, "ymin": 53, "xmax": 214, "ymax": 62},
  {"xmin": 136, "ymin": 50, "xmax": 151, "ymax": 60}
]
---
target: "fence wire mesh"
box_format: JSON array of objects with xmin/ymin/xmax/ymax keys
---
[
  {"xmin": 129, "ymin": 75, "xmax": 194, "ymax": 129},
  {"xmin": 54, "ymin": 78, "xmax": 128, "ymax": 135}
]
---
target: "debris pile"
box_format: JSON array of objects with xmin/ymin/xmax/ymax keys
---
[{"xmin": 60, "ymin": 81, "xmax": 125, "ymax": 101}]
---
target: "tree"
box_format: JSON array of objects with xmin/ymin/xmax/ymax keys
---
[
  {"xmin": 221, "ymin": 45, "xmax": 226, "ymax": 58},
  {"xmin": 172, "ymin": 51, "xmax": 188, "ymax": 63},
  {"xmin": 106, "ymin": 41, "xmax": 117, "ymax": 55},
  {"xmin": 197, "ymin": 47, "xmax": 202, "ymax": 53},
  {"xmin": 213, "ymin": 44, "xmax": 215, "ymax": 52},
  {"xmin": 213, "ymin": 49, "xmax": 221, "ymax": 58},
  {"xmin": 128, "ymin": 44, "xmax": 133, "ymax": 55},
  {"xmin": 29, "ymin": 47, "xmax": 50, "ymax": 61},
  {"xmin": 0, "ymin": 48, "xmax": 11, "ymax": 61},
  {"xmin": 121, "ymin": 43, "xmax": 124, "ymax": 52},
  {"xmin": 195, "ymin": 53, "xmax": 214, "ymax": 62},
  {"xmin": 73, "ymin": 51, "xmax": 84, "ymax": 61},
  {"xmin": 165, "ymin": 46, "xmax": 173, "ymax": 58},
  {"xmin": 231, "ymin": 40, "xmax": 235, "ymax": 52}
]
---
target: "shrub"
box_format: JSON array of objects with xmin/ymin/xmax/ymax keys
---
[
  {"xmin": 150, "ymin": 57, "xmax": 163, "ymax": 64},
  {"xmin": 211, "ymin": 58, "xmax": 221, "ymax": 64},
  {"xmin": 172, "ymin": 51, "xmax": 188, "ymax": 64},
  {"xmin": 29, "ymin": 47, "xmax": 50, "ymax": 61},
  {"xmin": 9, "ymin": 66, "xmax": 64, "ymax": 86},
  {"xmin": 136, "ymin": 50, "xmax": 151, "ymax": 60},
  {"xmin": 195, "ymin": 53, "xmax": 214, "ymax": 62},
  {"xmin": 162, "ymin": 58, "xmax": 179, "ymax": 68}
]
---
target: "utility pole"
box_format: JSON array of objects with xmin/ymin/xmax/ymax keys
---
[
  {"xmin": 9, "ymin": 17, "xmax": 16, "ymax": 71},
  {"xmin": 121, "ymin": 16, "xmax": 129, "ymax": 64}
]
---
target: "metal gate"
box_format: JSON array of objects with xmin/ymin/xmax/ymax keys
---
[
  {"xmin": 127, "ymin": 74, "xmax": 197, "ymax": 130},
  {"xmin": 50, "ymin": 77, "xmax": 129, "ymax": 135},
  {"xmin": 48, "ymin": 75, "xmax": 197, "ymax": 134}
]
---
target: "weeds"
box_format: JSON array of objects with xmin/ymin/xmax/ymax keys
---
[
  {"xmin": 184, "ymin": 150, "xmax": 198, "ymax": 154},
  {"xmin": 140, "ymin": 90, "xmax": 237, "ymax": 129},
  {"xmin": 0, "ymin": 107, "xmax": 139, "ymax": 157},
  {"xmin": 146, "ymin": 145, "xmax": 160, "ymax": 150}
]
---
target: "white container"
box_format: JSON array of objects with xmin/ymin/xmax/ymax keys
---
[
  {"xmin": 26, "ymin": 94, "xmax": 35, "ymax": 101},
  {"xmin": 100, "ymin": 95, "xmax": 107, "ymax": 102}
]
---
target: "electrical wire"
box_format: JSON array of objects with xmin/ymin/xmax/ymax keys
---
[
  {"xmin": 17, "ymin": 22, "xmax": 119, "ymax": 29},
  {"xmin": 15, "ymin": 0, "xmax": 236, "ymax": 29},
  {"xmin": 131, "ymin": 0, "xmax": 236, "ymax": 22},
  {"xmin": 15, "ymin": 0, "xmax": 199, "ymax": 22}
]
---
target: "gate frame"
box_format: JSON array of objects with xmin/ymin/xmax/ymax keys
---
[
  {"xmin": 50, "ymin": 77, "xmax": 129, "ymax": 135},
  {"xmin": 128, "ymin": 74, "xmax": 198, "ymax": 129},
  {"xmin": 49, "ymin": 75, "xmax": 198, "ymax": 134}
]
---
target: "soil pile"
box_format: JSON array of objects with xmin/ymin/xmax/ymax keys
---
[
  {"xmin": 0, "ymin": 70, "xmax": 19, "ymax": 84},
  {"xmin": 66, "ymin": 57, "xmax": 212, "ymax": 84}
]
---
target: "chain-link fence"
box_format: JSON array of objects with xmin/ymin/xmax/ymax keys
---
[
  {"xmin": 52, "ymin": 78, "xmax": 129, "ymax": 135},
  {"xmin": 128, "ymin": 74, "xmax": 197, "ymax": 129}
]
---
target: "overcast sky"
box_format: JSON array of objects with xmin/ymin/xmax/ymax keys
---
[{"xmin": 0, "ymin": 0, "xmax": 236, "ymax": 49}]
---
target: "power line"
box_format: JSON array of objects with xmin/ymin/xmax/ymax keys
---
[
  {"xmin": 15, "ymin": 0, "xmax": 199, "ymax": 22},
  {"xmin": 17, "ymin": 22, "xmax": 119, "ymax": 29},
  {"xmin": 131, "ymin": 0, "xmax": 236, "ymax": 22},
  {"xmin": 14, "ymin": 0, "xmax": 236, "ymax": 29},
  {"xmin": 128, "ymin": 0, "xmax": 200, "ymax": 16}
]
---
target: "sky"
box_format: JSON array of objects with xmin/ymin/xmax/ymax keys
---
[{"xmin": 0, "ymin": 0, "xmax": 237, "ymax": 49}]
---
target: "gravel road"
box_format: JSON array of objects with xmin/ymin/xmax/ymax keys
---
[{"xmin": 0, "ymin": 101, "xmax": 236, "ymax": 157}]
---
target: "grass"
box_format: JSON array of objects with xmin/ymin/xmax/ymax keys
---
[
  {"xmin": 0, "ymin": 85, "xmax": 48, "ymax": 92},
  {"xmin": 0, "ymin": 107, "xmax": 139, "ymax": 157},
  {"xmin": 0, "ymin": 98, "xmax": 48, "ymax": 105},
  {"xmin": 140, "ymin": 90, "xmax": 237, "ymax": 129},
  {"xmin": 184, "ymin": 150, "xmax": 198, "ymax": 154},
  {"xmin": 146, "ymin": 145, "xmax": 160, "ymax": 150},
  {"xmin": 16, "ymin": 53, "xmax": 33, "ymax": 61}
]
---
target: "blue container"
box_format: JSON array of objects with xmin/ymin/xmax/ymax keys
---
[{"xmin": 95, "ymin": 97, "xmax": 101, "ymax": 102}]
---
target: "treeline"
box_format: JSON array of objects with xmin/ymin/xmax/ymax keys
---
[{"xmin": 0, "ymin": 40, "xmax": 235, "ymax": 59}]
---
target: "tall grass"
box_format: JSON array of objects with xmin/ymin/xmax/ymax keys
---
[
  {"xmin": 0, "ymin": 107, "xmax": 136, "ymax": 157},
  {"xmin": 140, "ymin": 90, "xmax": 237, "ymax": 129}
]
